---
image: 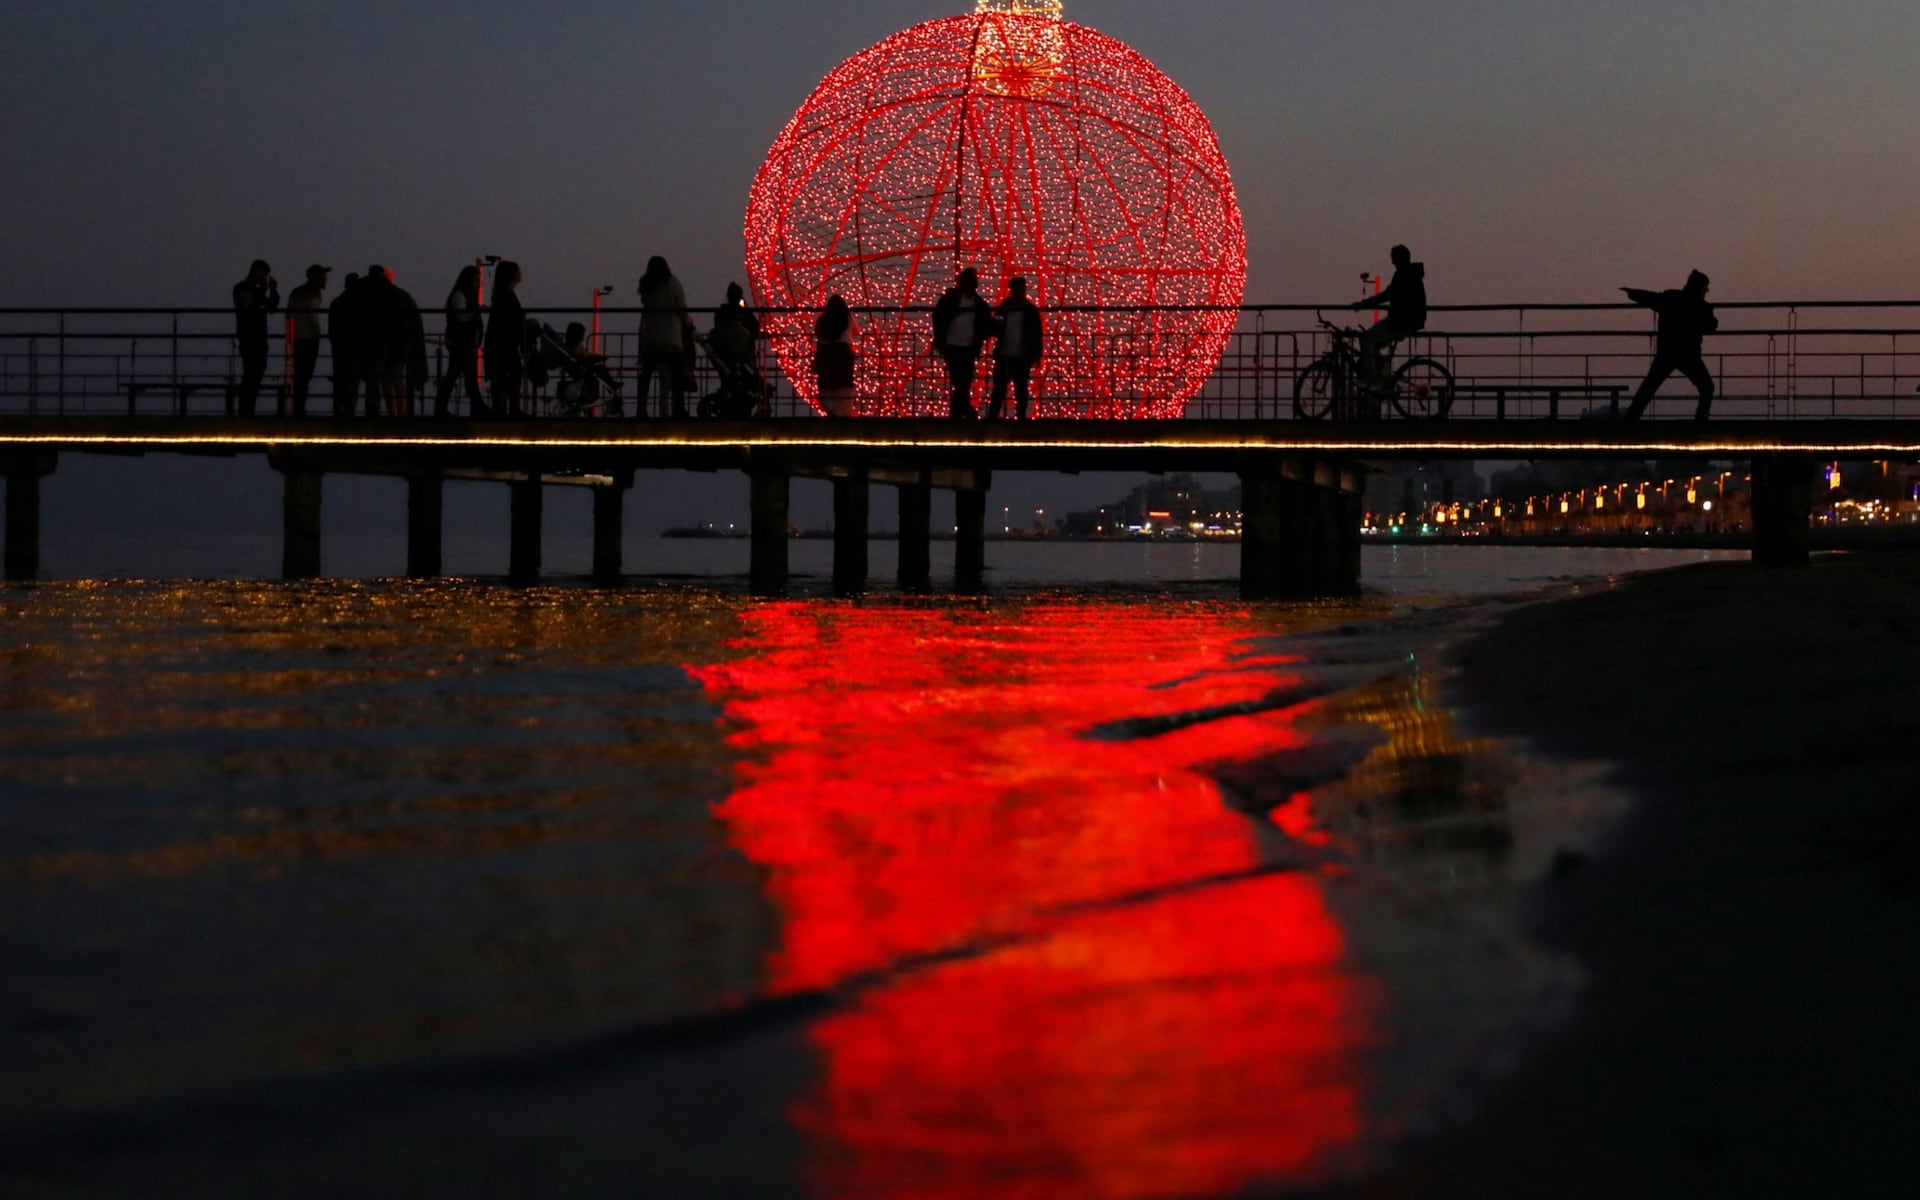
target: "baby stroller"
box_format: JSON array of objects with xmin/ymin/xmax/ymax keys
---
[
  {"xmin": 695, "ymin": 332, "xmax": 768, "ymax": 420},
  {"xmin": 534, "ymin": 322, "xmax": 620, "ymax": 417}
]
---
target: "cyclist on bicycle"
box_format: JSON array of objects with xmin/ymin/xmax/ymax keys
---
[{"xmin": 1351, "ymin": 244, "xmax": 1427, "ymax": 390}]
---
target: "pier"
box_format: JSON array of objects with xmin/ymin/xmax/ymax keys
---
[
  {"xmin": 4, "ymin": 416, "xmax": 1910, "ymax": 594},
  {"xmin": 5, "ymin": 300, "xmax": 1919, "ymax": 593}
]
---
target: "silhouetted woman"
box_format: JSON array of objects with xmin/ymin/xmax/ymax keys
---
[
  {"xmin": 636, "ymin": 256, "xmax": 693, "ymax": 419},
  {"xmin": 813, "ymin": 295, "xmax": 857, "ymax": 417},
  {"xmin": 483, "ymin": 260, "xmax": 526, "ymax": 418},
  {"xmin": 435, "ymin": 264, "xmax": 484, "ymax": 418}
]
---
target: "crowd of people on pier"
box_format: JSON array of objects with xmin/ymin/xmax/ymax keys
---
[
  {"xmin": 233, "ymin": 257, "xmax": 720, "ymax": 421},
  {"xmin": 231, "ymin": 249, "xmax": 1719, "ymax": 421},
  {"xmin": 228, "ymin": 256, "xmax": 1057, "ymax": 423}
]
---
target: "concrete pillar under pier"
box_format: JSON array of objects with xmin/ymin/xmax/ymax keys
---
[
  {"xmin": 1332, "ymin": 489, "xmax": 1364, "ymax": 593},
  {"xmin": 1240, "ymin": 467, "xmax": 1298, "ymax": 599},
  {"xmin": 954, "ymin": 480, "xmax": 989, "ymax": 593},
  {"xmin": 592, "ymin": 483, "xmax": 625, "ymax": 584},
  {"xmin": 281, "ymin": 466, "xmax": 323, "ymax": 580},
  {"xmin": 1751, "ymin": 453, "xmax": 1814, "ymax": 568},
  {"xmin": 406, "ymin": 474, "xmax": 443, "ymax": 579},
  {"xmin": 897, "ymin": 473, "xmax": 933, "ymax": 592},
  {"xmin": 508, "ymin": 477, "xmax": 543, "ymax": 584},
  {"xmin": 749, "ymin": 462, "xmax": 790, "ymax": 597},
  {"xmin": 1240, "ymin": 457, "xmax": 1361, "ymax": 599},
  {"xmin": 833, "ymin": 466, "xmax": 870, "ymax": 596},
  {"xmin": 3, "ymin": 451, "xmax": 56, "ymax": 582}
]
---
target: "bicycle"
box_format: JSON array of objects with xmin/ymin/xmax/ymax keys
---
[{"xmin": 1293, "ymin": 313, "xmax": 1455, "ymax": 420}]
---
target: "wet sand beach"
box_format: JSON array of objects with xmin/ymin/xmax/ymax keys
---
[{"xmin": 1355, "ymin": 551, "xmax": 1920, "ymax": 1198}]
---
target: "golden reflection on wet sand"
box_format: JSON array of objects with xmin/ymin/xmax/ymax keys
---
[{"xmin": 1, "ymin": 581, "xmax": 766, "ymax": 1117}]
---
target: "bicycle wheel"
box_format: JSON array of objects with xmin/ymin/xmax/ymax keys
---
[
  {"xmin": 1293, "ymin": 358, "xmax": 1341, "ymax": 419},
  {"xmin": 1389, "ymin": 357, "xmax": 1455, "ymax": 419}
]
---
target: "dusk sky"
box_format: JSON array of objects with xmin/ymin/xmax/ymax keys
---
[{"xmin": 6, "ymin": 0, "xmax": 1918, "ymax": 560}]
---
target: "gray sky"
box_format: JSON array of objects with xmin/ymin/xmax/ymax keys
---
[
  {"xmin": 7, "ymin": 0, "xmax": 1916, "ymax": 307},
  {"xmin": 6, "ymin": 1, "xmax": 1918, "ymax": 567}
]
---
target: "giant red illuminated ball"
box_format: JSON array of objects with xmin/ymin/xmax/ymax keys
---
[{"xmin": 745, "ymin": 11, "xmax": 1248, "ymax": 418}]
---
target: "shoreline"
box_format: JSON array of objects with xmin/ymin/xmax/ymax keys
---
[{"xmin": 1342, "ymin": 550, "xmax": 1920, "ymax": 1197}]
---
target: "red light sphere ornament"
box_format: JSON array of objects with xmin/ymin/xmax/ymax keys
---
[{"xmin": 745, "ymin": 1, "xmax": 1247, "ymax": 418}]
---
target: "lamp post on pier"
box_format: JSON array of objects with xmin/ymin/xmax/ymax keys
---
[{"xmin": 591, "ymin": 286, "xmax": 613, "ymax": 354}]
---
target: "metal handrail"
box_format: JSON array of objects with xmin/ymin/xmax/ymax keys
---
[{"xmin": 5, "ymin": 301, "xmax": 1920, "ymax": 422}]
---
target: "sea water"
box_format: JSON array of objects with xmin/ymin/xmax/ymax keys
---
[{"xmin": 0, "ymin": 544, "xmax": 1738, "ymax": 1197}]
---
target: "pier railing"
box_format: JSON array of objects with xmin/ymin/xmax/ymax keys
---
[{"xmin": 2, "ymin": 302, "xmax": 1917, "ymax": 421}]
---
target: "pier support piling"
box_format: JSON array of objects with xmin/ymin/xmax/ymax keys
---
[
  {"xmin": 508, "ymin": 477, "xmax": 542, "ymax": 584},
  {"xmin": 406, "ymin": 473, "xmax": 443, "ymax": 579},
  {"xmin": 833, "ymin": 465, "xmax": 870, "ymax": 596},
  {"xmin": 749, "ymin": 461, "xmax": 790, "ymax": 597},
  {"xmin": 1333, "ymin": 489, "xmax": 1363, "ymax": 592},
  {"xmin": 1240, "ymin": 458, "xmax": 1361, "ymax": 599},
  {"xmin": 3, "ymin": 451, "xmax": 56, "ymax": 582},
  {"xmin": 1751, "ymin": 453, "xmax": 1814, "ymax": 567},
  {"xmin": 591, "ymin": 483, "xmax": 625, "ymax": 584},
  {"xmin": 954, "ymin": 479, "xmax": 989, "ymax": 593},
  {"xmin": 1239, "ymin": 467, "xmax": 1293, "ymax": 599},
  {"xmin": 897, "ymin": 472, "xmax": 933, "ymax": 592},
  {"xmin": 280, "ymin": 465, "xmax": 323, "ymax": 580}
]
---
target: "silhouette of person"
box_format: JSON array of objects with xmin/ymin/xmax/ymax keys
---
[
  {"xmin": 284, "ymin": 264, "xmax": 329, "ymax": 417},
  {"xmin": 813, "ymin": 295, "xmax": 857, "ymax": 417},
  {"xmin": 710, "ymin": 282, "xmax": 766, "ymax": 418},
  {"xmin": 362, "ymin": 266, "xmax": 426, "ymax": 417},
  {"xmin": 637, "ymin": 256, "xmax": 694, "ymax": 419},
  {"xmin": 932, "ymin": 267, "xmax": 990, "ymax": 420},
  {"xmin": 1622, "ymin": 270, "xmax": 1718, "ymax": 421},
  {"xmin": 435, "ymin": 265, "xmax": 485, "ymax": 419},
  {"xmin": 483, "ymin": 260, "xmax": 527, "ymax": 418},
  {"xmin": 985, "ymin": 276, "xmax": 1044, "ymax": 420},
  {"xmin": 326, "ymin": 272, "xmax": 364, "ymax": 418},
  {"xmin": 710, "ymin": 281, "xmax": 760, "ymax": 361},
  {"xmin": 1351, "ymin": 244, "xmax": 1427, "ymax": 389},
  {"xmin": 231, "ymin": 259, "xmax": 279, "ymax": 417}
]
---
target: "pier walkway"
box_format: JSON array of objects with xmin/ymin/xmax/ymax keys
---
[{"xmin": 5, "ymin": 301, "xmax": 1918, "ymax": 593}]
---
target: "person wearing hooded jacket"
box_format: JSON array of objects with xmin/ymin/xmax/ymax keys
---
[
  {"xmin": 1621, "ymin": 269, "xmax": 1719, "ymax": 421},
  {"xmin": 1352, "ymin": 244, "xmax": 1427, "ymax": 390}
]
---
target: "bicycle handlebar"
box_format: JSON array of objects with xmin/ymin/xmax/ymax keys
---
[{"xmin": 1313, "ymin": 309, "xmax": 1363, "ymax": 338}]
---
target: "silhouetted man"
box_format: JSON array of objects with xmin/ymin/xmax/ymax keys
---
[
  {"xmin": 284, "ymin": 264, "xmax": 329, "ymax": 417},
  {"xmin": 932, "ymin": 267, "xmax": 990, "ymax": 420},
  {"xmin": 232, "ymin": 259, "xmax": 279, "ymax": 417},
  {"xmin": 362, "ymin": 265, "xmax": 427, "ymax": 417},
  {"xmin": 327, "ymin": 273, "xmax": 367, "ymax": 418},
  {"xmin": 985, "ymin": 277, "xmax": 1044, "ymax": 420},
  {"xmin": 1352, "ymin": 244, "xmax": 1426, "ymax": 389},
  {"xmin": 1622, "ymin": 270, "xmax": 1718, "ymax": 420}
]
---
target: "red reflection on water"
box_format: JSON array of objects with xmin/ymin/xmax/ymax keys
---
[{"xmin": 692, "ymin": 602, "xmax": 1374, "ymax": 1197}]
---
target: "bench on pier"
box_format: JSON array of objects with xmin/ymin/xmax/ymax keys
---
[
  {"xmin": 122, "ymin": 377, "xmax": 244, "ymax": 417},
  {"xmin": 1452, "ymin": 381, "xmax": 1627, "ymax": 420}
]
